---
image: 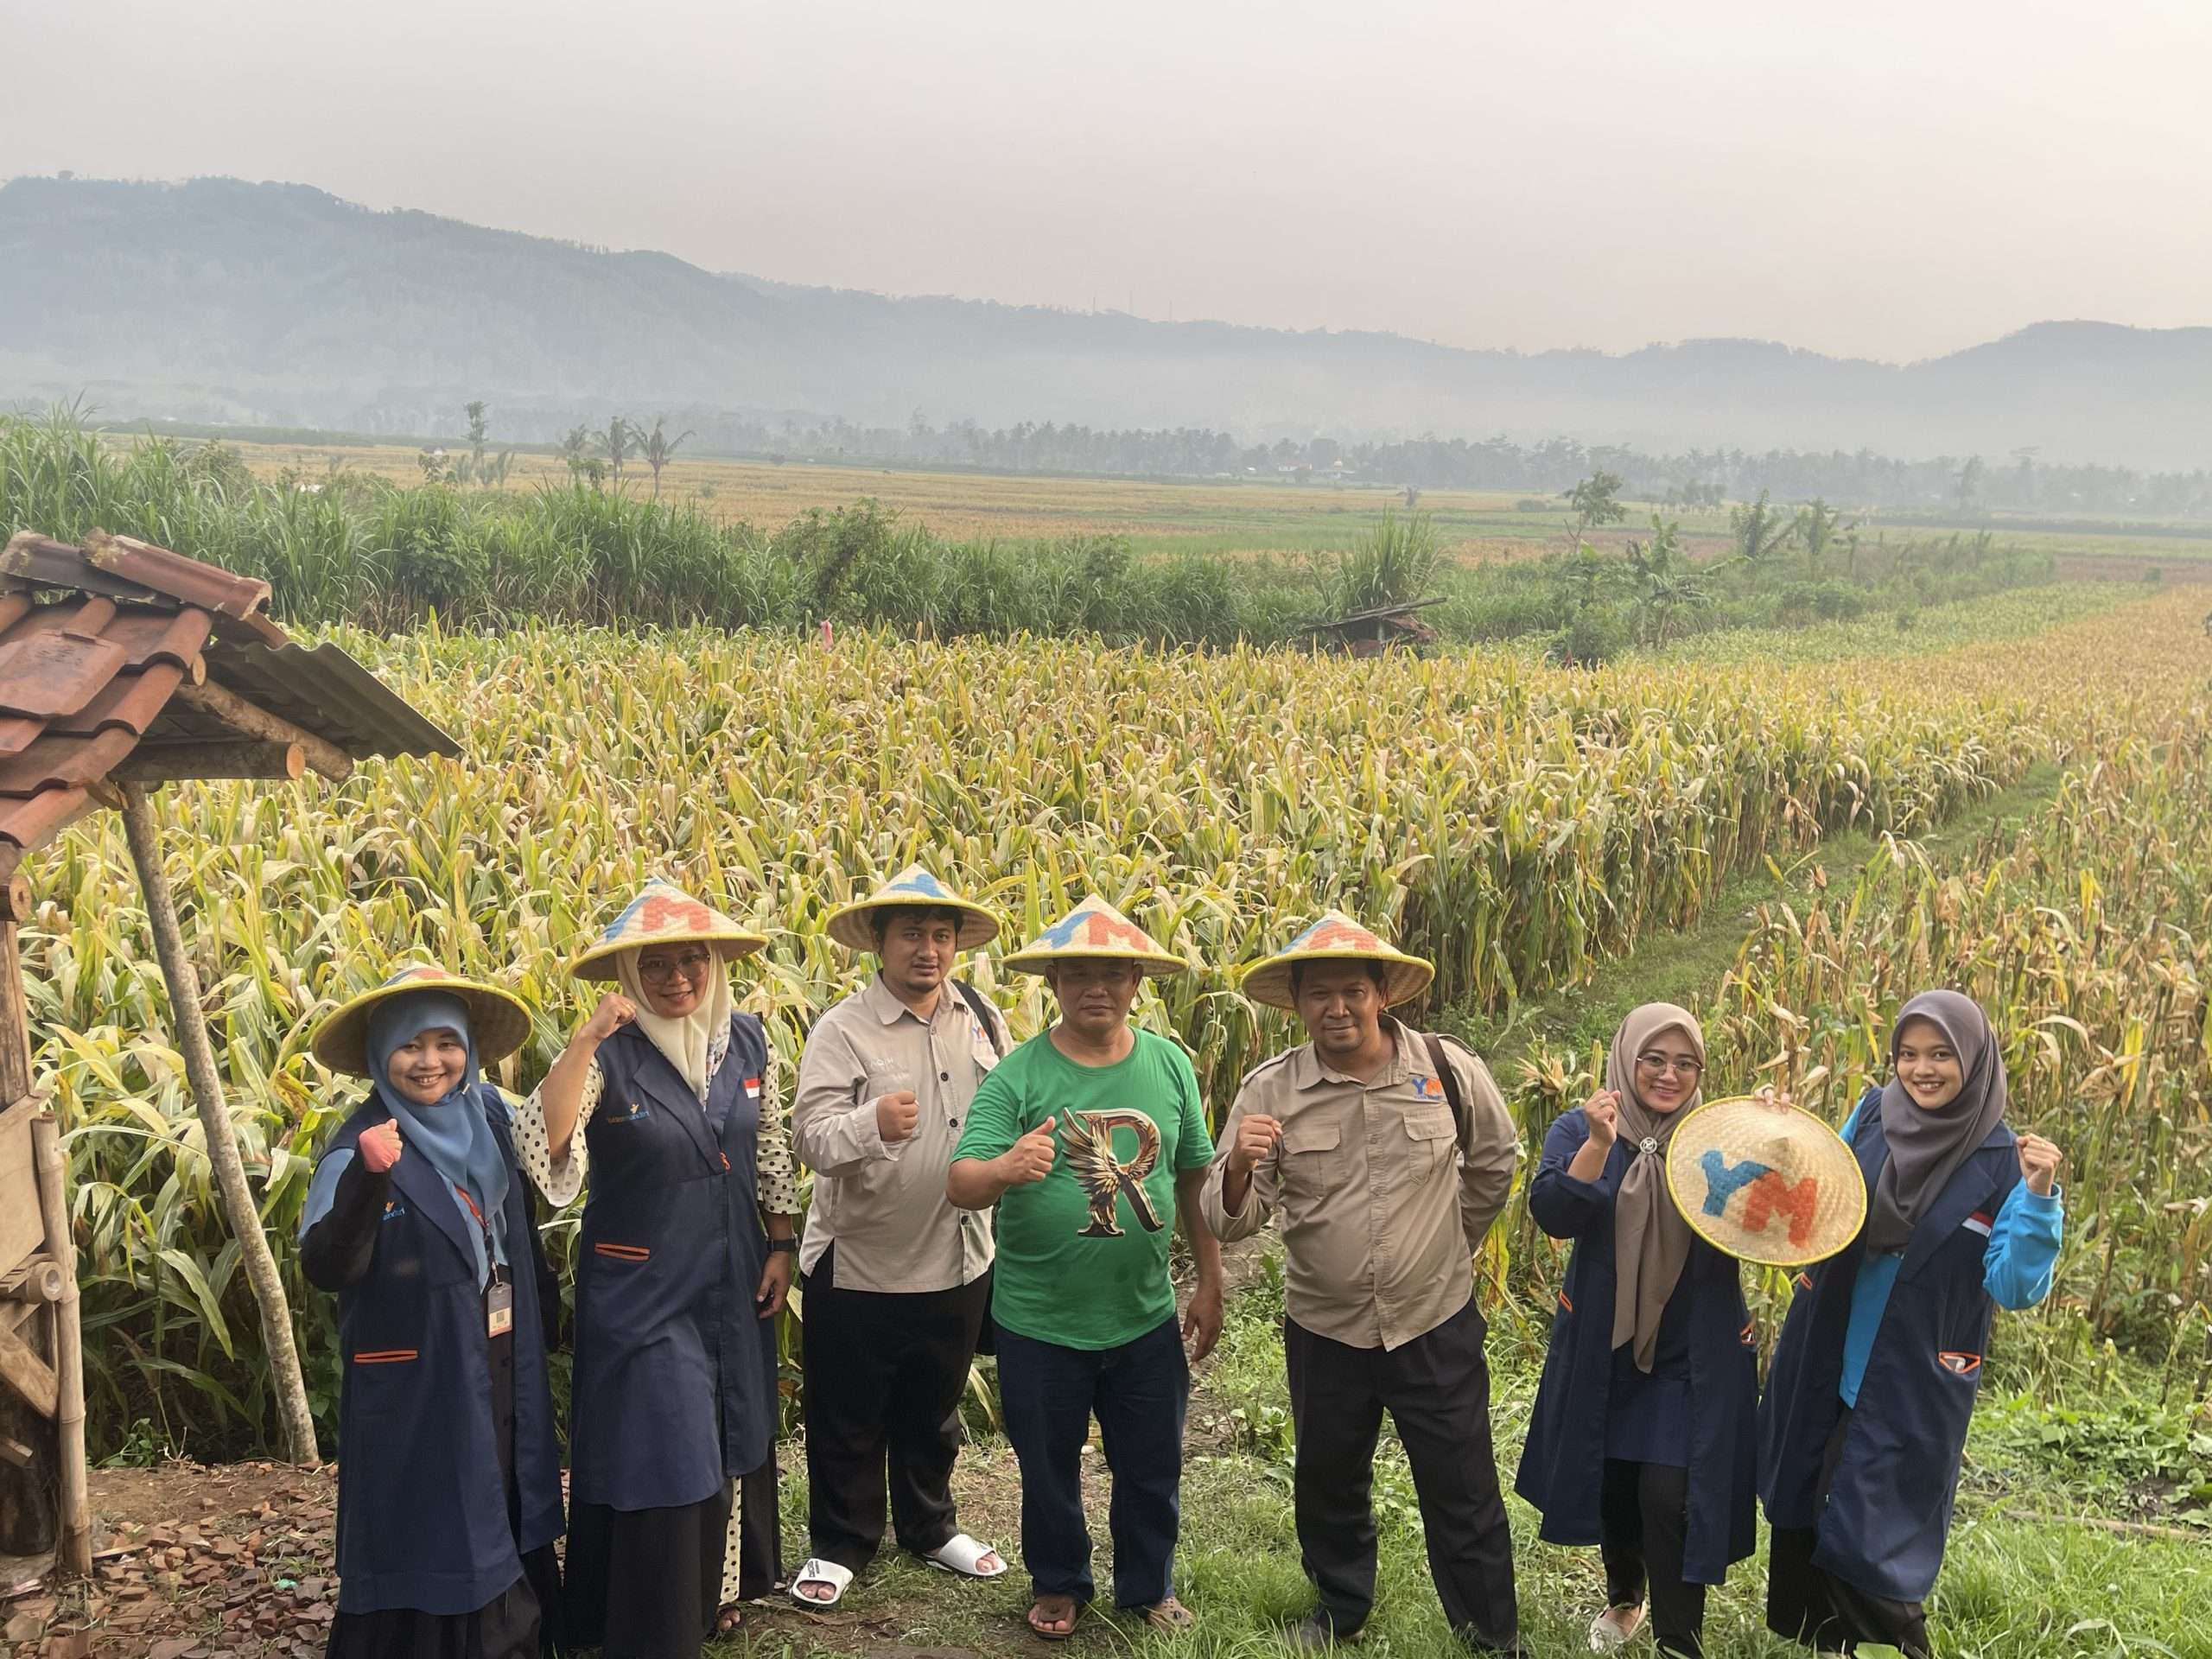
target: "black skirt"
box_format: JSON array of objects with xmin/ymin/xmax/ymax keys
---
[
  {"xmin": 564, "ymin": 1455, "xmax": 781, "ymax": 1659},
  {"xmin": 327, "ymin": 1327, "xmax": 566, "ymax": 1659}
]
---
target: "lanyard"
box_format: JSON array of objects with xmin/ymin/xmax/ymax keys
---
[{"xmin": 453, "ymin": 1184, "xmax": 505, "ymax": 1284}]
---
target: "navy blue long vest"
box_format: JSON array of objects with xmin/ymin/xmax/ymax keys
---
[
  {"xmin": 569, "ymin": 1015, "xmax": 777, "ymax": 1513},
  {"xmin": 1758, "ymin": 1089, "xmax": 2020, "ymax": 1603},
  {"xmin": 1513, "ymin": 1109, "xmax": 1758, "ymax": 1584},
  {"xmin": 326, "ymin": 1090, "xmax": 564, "ymax": 1615}
]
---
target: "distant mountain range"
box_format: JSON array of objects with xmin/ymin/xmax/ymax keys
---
[{"xmin": 1, "ymin": 175, "xmax": 2207, "ymax": 469}]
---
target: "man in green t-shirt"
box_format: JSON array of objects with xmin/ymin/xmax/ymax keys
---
[{"xmin": 949, "ymin": 896, "xmax": 1222, "ymax": 1641}]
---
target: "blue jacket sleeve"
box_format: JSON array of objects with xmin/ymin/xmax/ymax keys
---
[
  {"xmin": 1983, "ymin": 1180, "xmax": 2063, "ymax": 1310},
  {"xmin": 1528, "ymin": 1109, "xmax": 1612, "ymax": 1240}
]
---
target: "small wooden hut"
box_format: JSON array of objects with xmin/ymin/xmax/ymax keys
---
[
  {"xmin": 0, "ymin": 530, "xmax": 456, "ymax": 1579},
  {"xmin": 1302, "ymin": 597, "xmax": 1447, "ymax": 658}
]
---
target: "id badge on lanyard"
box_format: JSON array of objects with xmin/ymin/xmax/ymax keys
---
[{"xmin": 456, "ymin": 1184, "xmax": 513, "ymax": 1338}]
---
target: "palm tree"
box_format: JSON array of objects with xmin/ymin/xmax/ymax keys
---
[
  {"xmin": 1794, "ymin": 497, "xmax": 1855, "ymax": 579},
  {"xmin": 1727, "ymin": 490, "xmax": 1796, "ymax": 570},
  {"xmin": 637, "ymin": 416, "xmax": 694, "ymax": 500},
  {"xmin": 1625, "ymin": 516, "xmax": 1711, "ymax": 646},
  {"xmin": 602, "ymin": 416, "xmax": 635, "ymax": 491},
  {"xmin": 557, "ymin": 425, "xmax": 597, "ymax": 480}
]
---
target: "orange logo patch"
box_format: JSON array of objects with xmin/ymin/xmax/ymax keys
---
[
  {"xmin": 1937, "ymin": 1351, "xmax": 1981, "ymax": 1377},
  {"xmin": 639, "ymin": 893, "xmax": 717, "ymax": 935}
]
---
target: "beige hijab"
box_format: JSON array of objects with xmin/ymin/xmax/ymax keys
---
[
  {"xmin": 614, "ymin": 950, "xmax": 734, "ymax": 1101},
  {"xmin": 1608, "ymin": 1002, "xmax": 1707, "ymax": 1372}
]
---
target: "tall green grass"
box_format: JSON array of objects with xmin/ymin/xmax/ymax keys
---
[{"xmin": 5, "ymin": 411, "xmax": 2065, "ymax": 654}]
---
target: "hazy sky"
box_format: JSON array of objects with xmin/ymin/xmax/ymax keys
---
[{"xmin": 7, "ymin": 0, "xmax": 2208, "ymax": 362}]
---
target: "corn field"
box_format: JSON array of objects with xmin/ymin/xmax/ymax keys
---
[{"xmin": 16, "ymin": 588, "xmax": 2210, "ymax": 1457}]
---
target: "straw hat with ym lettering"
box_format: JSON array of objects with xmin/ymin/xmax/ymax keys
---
[
  {"xmin": 570, "ymin": 876, "xmax": 769, "ymax": 982},
  {"xmin": 825, "ymin": 863, "xmax": 1001, "ymax": 953},
  {"xmin": 1001, "ymin": 895, "xmax": 1187, "ymax": 978},
  {"xmin": 1663, "ymin": 1090, "xmax": 1866, "ymax": 1267},
  {"xmin": 313, "ymin": 964, "xmax": 533, "ymax": 1077},
  {"xmin": 1241, "ymin": 909, "xmax": 1435, "ymax": 1011}
]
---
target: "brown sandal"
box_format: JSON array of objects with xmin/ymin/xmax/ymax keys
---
[
  {"xmin": 1027, "ymin": 1594, "xmax": 1082, "ymax": 1641},
  {"xmin": 1142, "ymin": 1596, "xmax": 1196, "ymax": 1633}
]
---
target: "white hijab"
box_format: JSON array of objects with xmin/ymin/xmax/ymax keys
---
[{"xmin": 614, "ymin": 949, "xmax": 734, "ymax": 1100}]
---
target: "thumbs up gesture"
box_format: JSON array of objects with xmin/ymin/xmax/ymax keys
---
[
  {"xmin": 1001, "ymin": 1116, "xmax": 1058, "ymax": 1185},
  {"xmin": 359, "ymin": 1121, "xmax": 404, "ymax": 1173}
]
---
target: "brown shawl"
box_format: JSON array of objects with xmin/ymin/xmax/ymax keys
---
[{"xmin": 1610, "ymin": 1002, "xmax": 1707, "ymax": 1372}]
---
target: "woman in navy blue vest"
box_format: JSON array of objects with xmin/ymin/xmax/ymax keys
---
[
  {"xmin": 300, "ymin": 966, "xmax": 566, "ymax": 1659},
  {"xmin": 512, "ymin": 879, "xmax": 802, "ymax": 1658},
  {"xmin": 1758, "ymin": 990, "xmax": 2063, "ymax": 1658},
  {"xmin": 1516, "ymin": 1004, "xmax": 1756, "ymax": 1659}
]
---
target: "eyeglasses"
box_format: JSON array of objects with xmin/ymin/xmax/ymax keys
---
[
  {"xmin": 638, "ymin": 949, "xmax": 714, "ymax": 985},
  {"xmin": 1635, "ymin": 1053, "xmax": 1704, "ymax": 1079}
]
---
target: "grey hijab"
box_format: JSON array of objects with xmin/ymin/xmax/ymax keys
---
[
  {"xmin": 1865, "ymin": 990, "xmax": 2009, "ymax": 1255},
  {"xmin": 1609, "ymin": 1002, "xmax": 1706, "ymax": 1373}
]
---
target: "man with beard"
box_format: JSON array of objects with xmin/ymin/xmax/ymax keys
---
[{"xmin": 787, "ymin": 868, "xmax": 1014, "ymax": 1611}]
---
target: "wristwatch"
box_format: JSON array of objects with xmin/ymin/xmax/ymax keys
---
[{"xmin": 766, "ymin": 1237, "xmax": 798, "ymax": 1255}]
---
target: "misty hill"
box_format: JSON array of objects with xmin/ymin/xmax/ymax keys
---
[{"xmin": 2, "ymin": 175, "xmax": 2207, "ymax": 469}]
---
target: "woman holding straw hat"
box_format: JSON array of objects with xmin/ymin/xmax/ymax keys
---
[
  {"xmin": 1758, "ymin": 991, "xmax": 2063, "ymax": 1659},
  {"xmin": 300, "ymin": 965, "xmax": 565, "ymax": 1659},
  {"xmin": 1513, "ymin": 1004, "xmax": 1757, "ymax": 1659},
  {"xmin": 512, "ymin": 878, "xmax": 802, "ymax": 1658}
]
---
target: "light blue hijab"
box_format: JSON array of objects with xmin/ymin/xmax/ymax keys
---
[{"xmin": 302, "ymin": 991, "xmax": 510, "ymax": 1285}]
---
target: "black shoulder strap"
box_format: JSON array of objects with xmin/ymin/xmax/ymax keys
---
[
  {"xmin": 1421, "ymin": 1032, "xmax": 1469, "ymax": 1143},
  {"xmin": 952, "ymin": 978, "xmax": 1006, "ymax": 1058}
]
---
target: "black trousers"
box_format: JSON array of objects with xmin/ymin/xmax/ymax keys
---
[
  {"xmin": 1600, "ymin": 1459, "xmax": 1702, "ymax": 1659},
  {"xmin": 1284, "ymin": 1301, "xmax": 1521, "ymax": 1654},
  {"xmin": 799, "ymin": 1245, "xmax": 992, "ymax": 1571},
  {"xmin": 1766, "ymin": 1407, "xmax": 1930, "ymax": 1658}
]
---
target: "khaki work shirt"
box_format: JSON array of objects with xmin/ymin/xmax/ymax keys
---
[
  {"xmin": 1203, "ymin": 1020, "xmax": 1518, "ymax": 1351},
  {"xmin": 791, "ymin": 974, "xmax": 1010, "ymax": 1293}
]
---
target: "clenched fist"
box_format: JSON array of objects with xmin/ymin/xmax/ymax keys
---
[
  {"xmin": 576, "ymin": 992, "xmax": 637, "ymax": 1048},
  {"xmin": 359, "ymin": 1121, "xmax": 404, "ymax": 1173},
  {"xmin": 1000, "ymin": 1116, "xmax": 1058, "ymax": 1185},
  {"xmin": 876, "ymin": 1090, "xmax": 921, "ymax": 1143},
  {"xmin": 1229, "ymin": 1112, "xmax": 1283, "ymax": 1177},
  {"xmin": 2016, "ymin": 1133, "xmax": 2063, "ymax": 1197},
  {"xmin": 1583, "ymin": 1090, "xmax": 1623, "ymax": 1149}
]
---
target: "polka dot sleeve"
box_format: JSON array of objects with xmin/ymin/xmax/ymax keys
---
[
  {"xmin": 512, "ymin": 1058, "xmax": 603, "ymax": 1209},
  {"xmin": 754, "ymin": 1044, "xmax": 801, "ymax": 1218}
]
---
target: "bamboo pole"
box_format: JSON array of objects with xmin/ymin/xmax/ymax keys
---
[
  {"xmin": 117, "ymin": 783, "xmax": 319, "ymax": 1466},
  {"xmin": 30, "ymin": 1112, "xmax": 88, "ymax": 1578}
]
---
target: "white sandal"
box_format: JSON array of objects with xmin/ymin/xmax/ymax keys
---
[
  {"xmin": 1588, "ymin": 1603, "xmax": 1646, "ymax": 1651},
  {"xmin": 920, "ymin": 1532, "xmax": 1007, "ymax": 1579},
  {"xmin": 790, "ymin": 1557, "xmax": 855, "ymax": 1609}
]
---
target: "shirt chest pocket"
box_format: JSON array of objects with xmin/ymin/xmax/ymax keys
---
[
  {"xmin": 1281, "ymin": 1120, "xmax": 1341, "ymax": 1201},
  {"xmin": 1402, "ymin": 1107, "xmax": 1458, "ymax": 1177}
]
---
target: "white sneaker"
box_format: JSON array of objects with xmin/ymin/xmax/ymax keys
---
[{"xmin": 1587, "ymin": 1604, "xmax": 1646, "ymax": 1651}]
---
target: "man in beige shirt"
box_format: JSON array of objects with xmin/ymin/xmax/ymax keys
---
[
  {"xmin": 787, "ymin": 868, "xmax": 1014, "ymax": 1609},
  {"xmin": 1204, "ymin": 912, "xmax": 1522, "ymax": 1655}
]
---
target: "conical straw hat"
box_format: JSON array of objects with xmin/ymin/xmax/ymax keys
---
[
  {"xmin": 1001, "ymin": 895, "xmax": 1187, "ymax": 978},
  {"xmin": 1241, "ymin": 909, "xmax": 1434, "ymax": 1011},
  {"xmin": 1664, "ymin": 1090, "xmax": 1867, "ymax": 1267},
  {"xmin": 313, "ymin": 963, "xmax": 533, "ymax": 1077},
  {"xmin": 824, "ymin": 863, "xmax": 1001, "ymax": 952},
  {"xmin": 570, "ymin": 876, "xmax": 768, "ymax": 982}
]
